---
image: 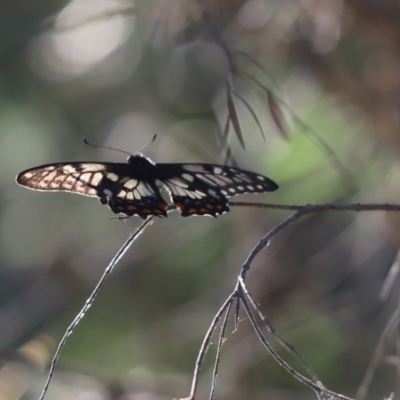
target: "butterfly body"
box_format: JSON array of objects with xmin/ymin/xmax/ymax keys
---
[{"xmin": 16, "ymin": 153, "xmax": 278, "ymax": 219}]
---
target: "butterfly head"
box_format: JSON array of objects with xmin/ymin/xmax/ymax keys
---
[{"xmin": 127, "ymin": 153, "xmax": 156, "ymax": 170}]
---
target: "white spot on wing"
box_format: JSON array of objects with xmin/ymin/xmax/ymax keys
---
[
  {"xmin": 257, "ymin": 175, "xmax": 265, "ymax": 180},
  {"xmin": 174, "ymin": 186, "xmax": 187, "ymax": 197},
  {"xmin": 107, "ymin": 173, "xmax": 119, "ymax": 182},
  {"xmin": 182, "ymin": 173, "xmax": 194, "ymax": 182},
  {"xmin": 64, "ymin": 165, "xmax": 78, "ymax": 173},
  {"xmin": 183, "ymin": 165, "xmax": 207, "ymax": 173},
  {"xmin": 80, "ymin": 173, "xmax": 92, "ymax": 183},
  {"xmin": 169, "ymin": 179, "xmax": 189, "ymax": 188},
  {"xmin": 196, "ymin": 174, "xmax": 216, "ymax": 186},
  {"xmin": 136, "ymin": 185, "xmax": 147, "ymax": 197},
  {"xmin": 204, "ymin": 175, "xmax": 226, "ymax": 185},
  {"xmin": 91, "ymin": 173, "xmax": 103, "ymax": 185},
  {"xmin": 80, "ymin": 164, "xmax": 107, "ymax": 172},
  {"xmin": 45, "ymin": 172, "xmax": 57, "ymax": 181},
  {"xmin": 124, "ymin": 179, "xmax": 138, "ymax": 189},
  {"xmin": 127, "ymin": 192, "xmax": 134, "ymax": 200},
  {"xmin": 103, "ymin": 188, "xmax": 113, "ymax": 196},
  {"xmin": 194, "ymin": 190, "xmax": 206, "ymax": 198},
  {"xmin": 213, "ymin": 167, "xmax": 223, "ymax": 174}
]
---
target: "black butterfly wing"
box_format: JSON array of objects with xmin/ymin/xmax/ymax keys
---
[
  {"xmin": 16, "ymin": 162, "xmax": 168, "ymax": 219},
  {"xmin": 156, "ymin": 163, "xmax": 278, "ymax": 217}
]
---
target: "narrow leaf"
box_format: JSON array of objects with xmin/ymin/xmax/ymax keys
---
[
  {"xmin": 232, "ymin": 89, "xmax": 265, "ymax": 140},
  {"xmin": 267, "ymin": 91, "xmax": 289, "ymax": 140},
  {"xmin": 226, "ymin": 83, "xmax": 246, "ymax": 149}
]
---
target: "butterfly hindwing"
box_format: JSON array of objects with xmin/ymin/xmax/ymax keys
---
[
  {"xmin": 172, "ymin": 194, "xmax": 229, "ymax": 217},
  {"xmin": 106, "ymin": 179, "xmax": 168, "ymax": 218}
]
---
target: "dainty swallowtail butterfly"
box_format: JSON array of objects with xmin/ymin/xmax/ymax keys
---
[{"xmin": 16, "ymin": 153, "xmax": 278, "ymax": 219}]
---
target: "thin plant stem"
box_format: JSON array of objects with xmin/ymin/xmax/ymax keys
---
[{"xmin": 38, "ymin": 217, "xmax": 153, "ymax": 400}]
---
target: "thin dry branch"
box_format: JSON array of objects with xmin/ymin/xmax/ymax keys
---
[
  {"xmin": 240, "ymin": 209, "xmax": 306, "ymax": 279},
  {"xmin": 209, "ymin": 299, "xmax": 234, "ymax": 400},
  {"xmin": 230, "ymin": 201, "xmax": 400, "ymax": 214},
  {"xmin": 239, "ymin": 278, "xmax": 320, "ymax": 383},
  {"xmin": 357, "ymin": 309, "xmax": 400, "ymax": 400},
  {"xmin": 380, "ymin": 250, "xmax": 400, "ymax": 301},
  {"xmin": 39, "ymin": 200, "xmax": 400, "ymax": 400},
  {"xmin": 184, "ymin": 200, "xmax": 400, "ymax": 400},
  {"xmin": 38, "ymin": 217, "xmax": 154, "ymax": 400},
  {"xmin": 182, "ymin": 294, "xmax": 235, "ymax": 400},
  {"xmin": 239, "ymin": 288, "xmax": 353, "ymax": 400}
]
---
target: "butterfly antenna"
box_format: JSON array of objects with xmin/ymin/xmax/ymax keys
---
[
  {"xmin": 83, "ymin": 135, "xmax": 157, "ymax": 156},
  {"xmin": 135, "ymin": 134, "xmax": 157, "ymax": 155},
  {"xmin": 83, "ymin": 138, "xmax": 133, "ymax": 157}
]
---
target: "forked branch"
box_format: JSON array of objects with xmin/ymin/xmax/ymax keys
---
[{"xmin": 183, "ymin": 201, "xmax": 400, "ymax": 400}]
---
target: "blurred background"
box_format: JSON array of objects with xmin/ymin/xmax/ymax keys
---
[{"xmin": 2, "ymin": 0, "xmax": 400, "ymax": 399}]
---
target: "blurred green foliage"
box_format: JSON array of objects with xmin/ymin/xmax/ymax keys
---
[{"xmin": 1, "ymin": 1, "xmax": 400, "ymax": 399}]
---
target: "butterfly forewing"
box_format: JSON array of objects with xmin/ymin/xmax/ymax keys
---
[
  {"xmin": 16, "ymin": 155, "xmax": 278, "ymax": 219},
  {"xmin": 17, "ymin": 163, "xmax": 110, "ymax": 196},
  {"xmin": 16, "ymin": 161, "xmax": 168, "ymax": 219}
]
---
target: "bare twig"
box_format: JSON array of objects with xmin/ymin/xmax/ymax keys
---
[
  {"xmin": 240, "ymin": 210, "xmax": 306, "ymax": 279},
  {"xmin": 357, "ymin": 310, "xmax": 400, "ymax": 400},
  {"xmin": 182, "ymin": 199, "xmax": 400, "ymax": 400},
  {"xmin": 239, "ymin": 289, "xmax": 353, "ymax": 400},
  {"xmin": 397, "ymin": 298, "xmax": 400, "ymax": 398},
  {"xmin": 209, "ymin": 300, "xmax": 234, "ymax": 400},
  {"xmin": 234, "ymin": 295, "xmax": 240, "ymax": 332},
  {"xmin": 38, "ymin": 217, "xmax": 154, "ymax": 400},
  {"xmin": 380, "ymin": 250, "xmax": 400, "ymax": 301},
  {"xmin": 240, "ymin": 279, "xmax": 320, "ymax": 383},
  {"xmin": 182, "ymin": 294, "xmax": 235, "ymax": 400},
  {"xmin": 230, "ymin": 202, "xmax": 400, "ymax": 214}
]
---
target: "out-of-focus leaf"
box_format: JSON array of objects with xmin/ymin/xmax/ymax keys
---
[
  {"xmin": 232, "ymin": 89, "xmax": 265, "ymax": 140},
  {"xmin": 227, "ymin": 83, "xmax": 245, "ymax": 149},
  {"xmin": 267, "ymin": 91, "xmax": 289, "ymax": 140},
  {"xmin": 222, "ymin": 115, "xmax": 234, "ymax": 165}
]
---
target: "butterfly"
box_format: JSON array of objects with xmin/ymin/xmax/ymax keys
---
[{"xmin": 16, "ymin": 153, "xmax": 278, "ymax": 219}]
